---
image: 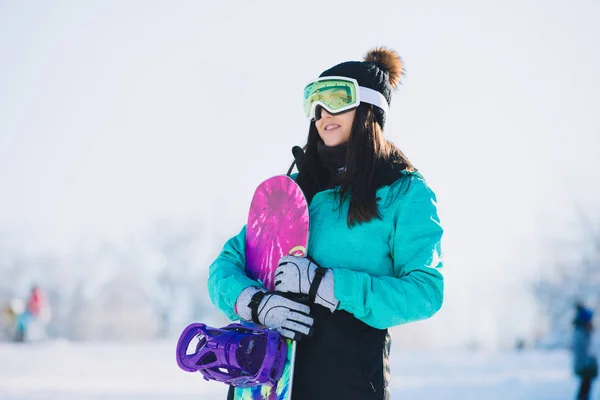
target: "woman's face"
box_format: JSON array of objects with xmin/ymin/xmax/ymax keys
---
[{"xmin": 315, "ymin": 107, "xmax": 356, "ymax": 147}]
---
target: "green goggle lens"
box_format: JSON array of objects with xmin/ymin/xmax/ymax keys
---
[{"xmin": 303, "ymin": 78, "xmax": 359, "ymax": 119}]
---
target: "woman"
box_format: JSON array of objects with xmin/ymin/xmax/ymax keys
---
[{"xmin": 208, "ymin": 46, "xmax": 444, "ymax": 400}]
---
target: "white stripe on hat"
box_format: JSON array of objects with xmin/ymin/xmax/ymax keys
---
[{"xmin": 359, "ymin": 86, "xmax": 389, "ymax": 114}]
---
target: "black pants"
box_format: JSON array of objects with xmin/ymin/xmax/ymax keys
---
[
  {"xmin": 226, "ymin": 307, "xmax": 389, "ymax": 400},
  {"xmin": 577, "ymin": 376, "xmax": 592, "ymax": 400}
]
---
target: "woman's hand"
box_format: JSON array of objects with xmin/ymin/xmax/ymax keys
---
[
  {"xmin": 235, "ymin": 286, "xmax": 314, "ymax": 341},
  {"xmin": 275, "ymin": 256, "xmax": 339, "ymax": 313}
]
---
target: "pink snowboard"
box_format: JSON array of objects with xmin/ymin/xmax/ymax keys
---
[{"xmin": 234, "ymin": 175, "xmax": 309, "ymax": 400}]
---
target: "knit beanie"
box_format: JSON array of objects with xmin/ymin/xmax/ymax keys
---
[{"xmin": 319, "ymin": 46, "xmax": 404, "ymax": 128}]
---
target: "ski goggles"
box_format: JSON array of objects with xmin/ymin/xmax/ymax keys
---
[{"xmin": 303, "ymin": 76, "xmax": 389, "ymax": 121}]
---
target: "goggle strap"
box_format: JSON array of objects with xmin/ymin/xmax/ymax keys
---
[{"xmin": 359, "ymin": 86, "xmax": 389, "ymax": 115}]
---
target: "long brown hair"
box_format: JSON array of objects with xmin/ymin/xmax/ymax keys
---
[{"xmin": 295, "ymin": 103, "xmax": 415, "ymax": 227}]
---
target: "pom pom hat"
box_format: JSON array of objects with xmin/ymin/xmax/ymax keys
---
[{"xmin": 318, "ymin": 46, "xmax": 404, "ymax": 128}]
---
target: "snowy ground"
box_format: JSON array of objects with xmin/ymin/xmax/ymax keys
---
[{"xmin": 0, "ymin": 340, "xmax": 595, "ymax": 400}]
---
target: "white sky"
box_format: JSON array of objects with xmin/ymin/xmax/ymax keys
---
[{"xmin": 1, "ymin": 0, "xmax": 599, "ymax": 348}]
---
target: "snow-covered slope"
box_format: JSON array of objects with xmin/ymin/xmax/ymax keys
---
[{"xmin": 0, "ymin": 340, "xmax": 591, "ymax": 400}]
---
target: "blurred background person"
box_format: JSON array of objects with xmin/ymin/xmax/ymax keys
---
[
  {"xmin": 22, "ymin": 285, "xmax": 52, "ymax": 342},
  {"xmin": 1, "ymin": 298, "xmax": 25, "ymax": 342},
  {"xmin": 571, "ymin": 301, "xmax": 597, "ymax": 400}
]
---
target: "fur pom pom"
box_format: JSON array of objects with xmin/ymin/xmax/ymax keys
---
[{"xmin": 364, "ymin": 46, "xmax": 404, "ymax": 88}]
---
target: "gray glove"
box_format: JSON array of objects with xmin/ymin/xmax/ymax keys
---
[
  {"xmin": 275, "ymin": 255, "xmax": 339, "ymax": 313},
  {"xmin": 235, "ymin": 286, "xmax": 314, "ymax": 341}
]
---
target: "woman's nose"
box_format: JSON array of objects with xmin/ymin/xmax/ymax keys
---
[{"xmin": 316, "ymin": 106, "xmax": 332, "ymax": 120}]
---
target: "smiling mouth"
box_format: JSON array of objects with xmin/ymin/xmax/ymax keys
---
[{"xmin": 324, "ymin": 124, "xmax": 340, "ymax": 131}]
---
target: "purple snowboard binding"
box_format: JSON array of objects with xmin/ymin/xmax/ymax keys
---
[{"xmin": 176, "ymin": 323, "xmax": 288, "ymax": 388}]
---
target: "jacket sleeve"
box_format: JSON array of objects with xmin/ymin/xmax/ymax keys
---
[
  {"xmin": 207, "ymin": 226, "xmax": 263, "ymax": 321},
  {"xmin": 332, "ymin": 177, "xmax": 444, "ymax": 329}
]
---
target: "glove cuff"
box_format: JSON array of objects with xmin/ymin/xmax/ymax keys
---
[
  {"xmin": 235, "ymin": 286, "xmax": 264, "ymax": 322},
  {"xmin": 249, "ymin": 290, "xmax": 267, "ymax": 324},
  {"xmin": 314, "ymin": 269, "xmax": 339, "ymax": 313},
  {"xmin": 309, "ymin": 267, "xmax": 327, "ymax": 303}
]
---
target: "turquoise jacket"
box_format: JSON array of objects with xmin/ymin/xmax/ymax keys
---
[{"xmin": 207, "ymin": 171, "xmax": 444, "ymax": 329}]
